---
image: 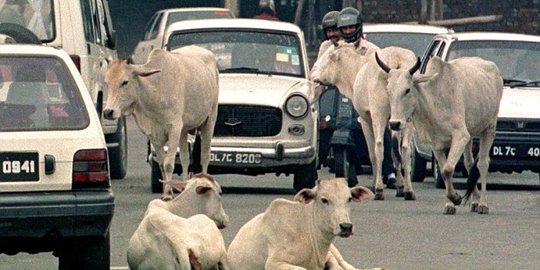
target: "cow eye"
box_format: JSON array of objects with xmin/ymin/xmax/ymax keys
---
[
  {"xmin": 121, "ymin": 80, "xmax": 128, "ymax": 87},
  {"xmin": 405, "ymin": 88, "xmax": 410, "ymax": 95},
  {"xmin": 348, "ymin": 197, "xmax": 353, "ymax": 202},
  {"xmin": 321, "ymin": 198, "xmax": 329, "ymax": 204}
]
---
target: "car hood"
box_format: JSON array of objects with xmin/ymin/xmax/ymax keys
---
[
  {"xmin": 498, "ymin": 86, "xmax": 540, "ymax": 119},
  {"xmin": 218, "ymin": 74, "xmax": 313, "ymax": 106}
]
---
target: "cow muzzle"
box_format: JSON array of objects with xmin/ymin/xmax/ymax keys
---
[
  {"xmin": 103, "ymin": 109, "xmax": 117, "ymax": 120},
  {"xmin": 389, "ymin": 120, "xmax": 402, "ymax": 131},
  {"xmin": 337, "ymin": 223, "xmax": 354, "ymax": 238}
]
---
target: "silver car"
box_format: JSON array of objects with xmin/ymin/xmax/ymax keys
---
[{"xmin": 146, "ymin": 19, "xmax": 318, "ymax": 192}]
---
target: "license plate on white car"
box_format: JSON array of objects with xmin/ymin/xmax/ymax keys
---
[
  {"xmin": 210, "ymin": 151, "xmax": 262, "ymax": 164},
  {"xmin": 0, "ymin": 152, "xmax": 39, "ymax": 181}
]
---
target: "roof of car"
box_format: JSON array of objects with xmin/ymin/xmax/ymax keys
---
[
  {"xmin": 432, "ymin": 31, "xmax": 540, "ymax": 43},
  {"xmin": 157, "ymin": 7, "xmax": 233, "ymax": 14},
  {"xmin": 0, "ymin": 44, "xmax": 68, "ymax": 56},
  {"xmin": 166, "ymin": 18, "xmax": 303, "ymax": 35},
  {"xmin": 363, "ymin": 23, "xmax": 452, "ymax": 34}
]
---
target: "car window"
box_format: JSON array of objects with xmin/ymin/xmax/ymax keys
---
[
  {"xmin": 0, "ymin": 56, "xmax": 90, "ymax": 131},
  {"xmin": 165, "ymin": 10, "xmax": 233, "ymax": 28},
  {"xmin": 365, "ymin": 32, "xmax": 438, "ymax": 56},
  {"xmin": 446, "ymin": 40, "xmax": 540, "ymax": 83},
  {"xmin": 420, "ymin": 40, "xmax": 443, "ymax": 73},
  {"xmin": 0, "ymin": 0, "xmax": 54, "ymax": 41},
  {"xmin": 167, "ymin": 30, "xmax": 304, "ymax": 77},
  {"xmin": 146, "ymin": 12, "xmax": 163, "ymax": 41}
]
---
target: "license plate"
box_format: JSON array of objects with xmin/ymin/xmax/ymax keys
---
[
  {"xmin": 210, "ymin": 151, "xmax": 262, "ymax": 164},
  {"xmin": 0, "ymin": 152, "xmax": 39, "ymax": 181},
  {"xmin": 491, "ymin": 144, "xmax": 540, "ymax": 159}
]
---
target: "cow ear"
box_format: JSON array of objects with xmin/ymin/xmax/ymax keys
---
[
  {"xmin": 133, "ymin": 66, "xmax": 161, "ymax": 77},
  {"xmin": 294, "ymin": 188, "xmax": 317, "ymax": 204},
  {"xmin": 413, "ymin": 73, "xmax": 437, "ymax": 84},
  {"xmin": 196, "ymin": 186, "xmax": 212, "ymax": 195},
  {"xmin": 350, "ymin": 186, "xmax": 374, "ymax": 202}
]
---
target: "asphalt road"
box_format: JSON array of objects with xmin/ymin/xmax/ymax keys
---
[{"xmin": 1, "ymin": 116, "xmax": 539, "ymax": 270}]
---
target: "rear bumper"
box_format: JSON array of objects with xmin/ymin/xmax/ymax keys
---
[{"xmin": 0, "ymin": 190, "xmax": 114, "ymax": 242}]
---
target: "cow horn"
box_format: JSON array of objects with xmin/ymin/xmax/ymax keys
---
[
  {"xmin": 408, "ymin": 57, "xmax": 421, "ymax": 75},
  {"xmin": 375, "ymin": 52, "xmax": 391, "ymax": 73}
]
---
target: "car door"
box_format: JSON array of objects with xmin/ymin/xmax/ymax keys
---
[{"xmin": 131, "ymin": 11, "xmax": 164, "ymax": 64}]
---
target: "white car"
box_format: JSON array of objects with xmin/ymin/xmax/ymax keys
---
[
  {"xmin": 0, "ymin": 0, "xmax": 127, "ymax": 179},
  {"xmin": 420, "ymin": 31, "xmax": 540, "ymax": 187},
  {"xmin": 148, "ymin": 18, "xmax": 318, "ymax": 192},
  {"xmin": 130, "ymin": 7, "xmax": 234, "ymax": 64},
  {"xmin": 0, "ymin": 44, "xmax": 113, "ymax": 269}
]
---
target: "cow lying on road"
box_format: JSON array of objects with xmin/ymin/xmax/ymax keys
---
[
  {"xmin": 104, "ymin": 46, "xmax": 219, "ymax": 200},
  {"xmin": 127, "ymin": 173, "xmax": 230, "ymax": 269},
  {"xmin": 376, "ymin": 55, "xmax": 503, "ymax": 214},
  {"xmin": 227, "ymin": 177, "xmax": 383, "ymax": 270}
]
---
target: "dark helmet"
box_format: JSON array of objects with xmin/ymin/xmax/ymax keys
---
[
  {"xmin": 258, "ymin": 0, "xmax": 276, "ymax": 16},
  {"xmin": 321, "ymin": 11, "xmax": 339, "ymax": 40},
  {"xmin": 337, "ymin": 7, "xmax": 363, "ymax": 43}
]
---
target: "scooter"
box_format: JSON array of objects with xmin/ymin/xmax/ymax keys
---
[{"xmin": 318, "ymin": 85, "xmax": 371, "ymax": 187}]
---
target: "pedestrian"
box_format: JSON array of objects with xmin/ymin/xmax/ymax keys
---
[{"xmin": 253, "ymin": 0, "xmax": 279, "ymax": 21}]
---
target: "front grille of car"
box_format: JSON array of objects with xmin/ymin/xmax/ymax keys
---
[
  {"xmin": 214, "ymin": 105, "xmax": 282, "ymax": 137},
  {"xmin": 496, "ymin": 119, "xmax": 540, "ymax": 133}
]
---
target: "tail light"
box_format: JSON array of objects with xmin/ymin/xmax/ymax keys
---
[
  {"xmin": 72, "ymin": 149, "xmax": 110, "ymax": 189},
  {"xmin": 69, "ymin": 54, "xmax": 81, "ymax": 73}
]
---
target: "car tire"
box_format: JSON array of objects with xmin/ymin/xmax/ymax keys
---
[
  {"xmin": 433, "ymin": 158, "xmax": 445, "ymax": 189},
  {"xmin": 58, "ymin": 233, "xmax": 110, "ymax": 270},
  {"xmin": 293, "ymin": 159, "xmax": 317, "ymax": 192},
  {"xmin": 410, "ymin": 145, "xmax": 427, "ymax": 182},
  {"xmin": 150, "ymin": 158, "xmax": 163, "ymax": 193},
  {"xmin": 333, "ymin": 146, "xmax": 358, "ymax": 187},
  {"xmin": 108, "ymin": 116, "xmax": 128, "ymax": 179},
  {"xmin": 0, "ymin": 23, "xmax": 41, "ymax": 44}
]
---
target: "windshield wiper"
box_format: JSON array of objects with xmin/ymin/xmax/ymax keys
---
[
  {"xmin": 510, "ymin": 80, "xmax": 540, "ymax": 87},
  {"xmin": 503, "ymin": 78, "xmax": 526, "ymax": 86},
  {"xmin": 221, "ymin": 67, "xmax": 272, "ymax": 75}
]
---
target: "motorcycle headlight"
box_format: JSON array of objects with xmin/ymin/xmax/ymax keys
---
[{"xmin": 285, "ymin": 94, "xmax": 308, "ymax": 119}]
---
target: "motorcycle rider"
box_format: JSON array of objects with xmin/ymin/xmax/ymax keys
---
[{"xmin": 336, "ymin": 7, "xmax": 398, "ymax": 188}]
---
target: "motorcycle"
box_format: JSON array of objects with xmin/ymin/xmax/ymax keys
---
[{"xmin": 317, "ymin": 85, "xmax": 371, "ymax": 187}]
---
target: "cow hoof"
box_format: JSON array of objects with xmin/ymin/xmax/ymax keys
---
[
  {"xmin": 471, "ymin": 202, "xmax": 479, "ymax": 212},
  {"xmin": 404, "ymin": 191, "xmax": 416, "ymax": 201},
  {"xmin": 477, "ymin": 205, "xmax": 489, "ymax": 214},
  {"xmin": 395, "ymin": 186, "xmax": 404, "ymax": 197},
  {"xmin": 374, "ymin": 189, "xmax": 384, "ymax": 200},
  {"xmin": 160, "ymin": 194, "xmax": 173, "ymax": 201},
  {"xmin": 444, "ymin": 206, "xmax": 456, "ymax": 215},
  {"xmin": 447, "ymin": 192, "xmax": 462, "ymax": 206}
]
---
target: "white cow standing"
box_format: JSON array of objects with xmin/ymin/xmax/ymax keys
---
[
  {"xmin": 127, "ymin": 173, "xmax": 230, "ymax": 270},
  {"xmin": 104, "ymin": 46, "xmax": 219, "ymax": 200},
  {"xmin": 227, "ymin": 177, "xmax": 382, "ymax": 270},
  {"xmin": 376, "ymin": 55, "xmax": 503, "ymax": 214},
  {"xmin": 319, "ymin": 42, "xmax": 418, "ymax": 200}
]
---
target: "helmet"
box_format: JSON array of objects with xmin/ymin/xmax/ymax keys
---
[
  {"xmin": 321, "ymin": 11, "xmax": 339, "ymax": 40},
  {"xmin": 337, "ymin": 7, "xmax": 363, "ymax": 43}
]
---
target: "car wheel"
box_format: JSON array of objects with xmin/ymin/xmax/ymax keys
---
[
  {"xmin": 58, "ymin": 233, "xmax": 110, "ymax": 270},
  {"xmin": 333, "ymin": 146, "xmax": 358, "ymax": 187},
  {"xmin": 108, "ymin": 116, "xmax": 128, "ymax": 179},
  {"xmin": 433, "ymin": 158, "xmax": 445, "ymax": 189},
  {"xmin": 410, "ymin": 145, "xmax": 427, "ymax": 182},
  {"xmin": 293, "ymin": 159, "xmax": 317, "ymax": 192},
  {"xmin": 151, "ymin": 158, "xmax": 162, "ymax": 193},
  {"xmin": 0, "ymin": 23, "xmax": 41, "ymax": 44}
]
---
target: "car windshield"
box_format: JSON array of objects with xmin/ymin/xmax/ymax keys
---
[
  {"xmin": 0, "ymin": 55, "xmax": 89, "ymax": 131},
  {"xmin": 167, "ymin": 29, "xmax": 305, "ymax": 77},
  {"xmin": 165, "ymin": 10, "xmax": 233, "ymax": 27},
  {"xmin": 446, "ymin": 40, "xmax": 540, "ymax": 86},
  {"xmin": 365, "ymin": 32, "xmax": 438, "ymax": 56},
  {"xmin": 0, "ymin": 0, "xmax": 54, "ymax": 41}
]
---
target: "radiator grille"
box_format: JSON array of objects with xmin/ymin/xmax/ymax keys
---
[
  {"xmin": 497, "ymin": 119, "xmax": 540, "ymax": 133},
  {"xmin": 214, "ymin": 105, "xmax": 282, "ymax": 137}
]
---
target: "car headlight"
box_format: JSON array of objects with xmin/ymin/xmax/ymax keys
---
[{"xmin": 285, "ymin": 94, "xmax": 308, "ymax": 118}]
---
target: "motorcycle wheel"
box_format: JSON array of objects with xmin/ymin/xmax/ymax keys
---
[{"xmin": 333, "ymin": 146, "xmax": 358, "ymax": 187}]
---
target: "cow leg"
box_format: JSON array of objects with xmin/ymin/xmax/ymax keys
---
[
  {"xmin": 474, "ymin": 127, "xmax": 496, "ymax": 214},
  {"xmin": 160, "ymin": 129, "xmax": 182, "ymax": 200},
  {"xmin": 399, "ymin": 125, "xmax": 415, "ymax": 200},
  {"xmin": 371, "ymin": 119, "xmax": 387, "ymax": 201},
  {"xmin": 439, "ymin": 131, "xmax": 471, "ymax": 214},
  {"xmin": 432, "ymin": 149, "xmax": 457, "ymax": 215},
  {"xmin": 461, "ymin": 140, "xmax": 479, "ymax": 211},
  {"xmin": 178, "ymin": 130, "xmax": 190, "ymax": 181},
  {"xmin": 390, "ymin": 129, "xmax": 405, "ymax": 197},
  {"xmin": 198, "ymin": 110, "xmax": 217, "ymax": 174},
  {"xmin": 358, "ymin": 117, "xmax": 383, "ymax": 200},
  {"xmin": 326, "ymin": 243, "xmax": 357, "ymax": 270}
]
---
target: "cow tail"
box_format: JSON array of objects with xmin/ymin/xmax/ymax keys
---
[
  {"xmin": 464, "ymin": 156, "xmax": 480, "ymax": 203},
  {"xmin": 190, "ymin": 133, "xmax": 202, "ymax": 174}
]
